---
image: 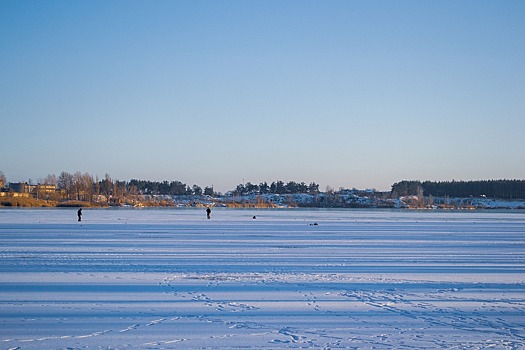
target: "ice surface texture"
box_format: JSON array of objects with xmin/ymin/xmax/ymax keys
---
[{"xmin": 1, "ymin": 208, "xmax": 524, "ymax": 349}]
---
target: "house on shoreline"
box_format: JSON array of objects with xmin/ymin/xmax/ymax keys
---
[{"xmin": 1, "ymin": 182, "xmax": 57, "ymax": 199}]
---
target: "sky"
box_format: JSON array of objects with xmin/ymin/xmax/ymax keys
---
[{"xmin": 1, "ymin": 0, "xmax": 524, "ymax": 193}]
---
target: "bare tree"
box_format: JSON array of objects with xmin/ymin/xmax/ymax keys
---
[
  {"xmin": 81, "ymin": 173, "xmax": 94, "ymax": 202},
  {"xmin": 100, "ymin": 173, "xmax": 113, "ymax": 203},
  {"xmin": 73, "ymin": 172, "xmax": 83, "ymax": 201},
  {"xmin": 58, "ymin": 171, "xmax": 73, "ymax": 200},
  {"xmin": 44, "ymin": 174, "xmax": 57, "ymax": 185},
  {"xmin": 0, "ymin": 170, "xmax": 6, "ymax": 189}
]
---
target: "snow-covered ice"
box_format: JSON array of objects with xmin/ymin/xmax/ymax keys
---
[{"xmin": 1, "ymin": 208, "xmax": 524, "ymax": 349}]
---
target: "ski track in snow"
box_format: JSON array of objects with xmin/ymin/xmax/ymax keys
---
[{"xmin": 0, "ymin": 208, "xmax": 524, "ymax": 349}]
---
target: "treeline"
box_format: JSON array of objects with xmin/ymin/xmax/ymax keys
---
[
  {"xmin": 127, "ymin": 179, "xmax": 214, "ymax": 196},
  {"xmin": 392, "ymin": 180, "xmax": 525, "ymax": 199},
  {"xmin": 6, "ymin": 170, "xmax": 320, "ymax": 201},
  {"xmin": 232, "ymin": 181, "xmax": 320, "ymax": 195},
  {"xmin": 97, "ymin": 179, "xmax": 320, "ymax": 197},
  {"xmin": 56, "ymin": 172, "xmax": 214, "ymax": 200},
  {"xmin": 5, "ymin": 168, "xmax": 525, "ymax": 203}
]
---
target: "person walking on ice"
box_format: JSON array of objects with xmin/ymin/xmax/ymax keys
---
[
  {"xmin": 206, "ymin": 207, "xmax": 211, "ymax": 219},
  {"xmin": 77, "ymin": 208, "xmax": 82, "ymax": 222}
]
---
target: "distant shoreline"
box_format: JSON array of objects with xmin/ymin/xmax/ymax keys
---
[
  {"xmin": 2, "ymin": 178, "xmax": 524, "ymax": 210},
  {"xmin": 1, "ymin": 198, "xmax": 524, "ymax": 211}
]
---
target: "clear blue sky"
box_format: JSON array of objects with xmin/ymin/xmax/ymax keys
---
[{"xmin": 1, "ymin": 0, "xmax": 524, "ymax": 192}]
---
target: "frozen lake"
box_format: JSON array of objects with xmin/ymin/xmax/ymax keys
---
[{"xmin": 1, "ymin": 208, "xmax": 524, "ymax": 349}]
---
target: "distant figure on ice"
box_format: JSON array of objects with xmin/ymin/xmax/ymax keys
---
[
  {"xmin": 206, "ymin": 207, "xmax": 211, "ymax": 219},
  {"xmin": 77, "ymin": 208, "xmax": 82, "ymax": 222}
]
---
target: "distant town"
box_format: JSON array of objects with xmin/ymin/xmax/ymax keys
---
[{"xmin": 1, "ymin": 171, "xmax": 524, "ymax": 210}]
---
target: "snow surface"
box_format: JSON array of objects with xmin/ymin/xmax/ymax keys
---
[{"xmin": 0, "ymin": 208, "xmax": 524, "ymax": 349}]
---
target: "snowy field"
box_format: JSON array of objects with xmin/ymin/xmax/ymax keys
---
[{"xmin": 1, "ymin": 208, "xmax": 524, "ymax": 350}]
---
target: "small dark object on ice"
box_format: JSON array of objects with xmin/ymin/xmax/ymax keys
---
[
  {"xmin": 309, "ymin": 222, "xmax": 318, "ymax": 226},
  {"xmin": 77, "ymin": 208, "xmax": 82, "ymax": 222}
]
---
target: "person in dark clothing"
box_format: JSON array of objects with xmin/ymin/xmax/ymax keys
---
[
  {"xmin": 206, "ymin": 207, "xmax": 211, "ymax": 219},
  {"xmin": 77, "ymin": 208, "xmax": 82, "ymax": 222}
]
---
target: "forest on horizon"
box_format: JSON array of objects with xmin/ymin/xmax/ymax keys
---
[
  {"xmin": 391, "ymin": 179, "xmax": 525, "ymax": 200},
  {"xmin": 2, "ymin": 170, "xmax": 525, "ymax": 200}
]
